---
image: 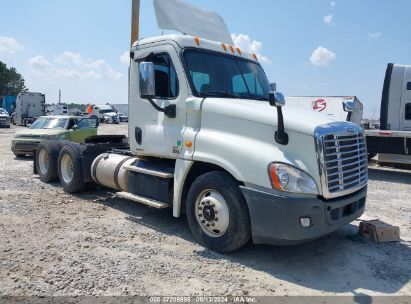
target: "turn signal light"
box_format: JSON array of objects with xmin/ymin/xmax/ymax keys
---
[{"xmin": 185, "ymin": 141, "xmax": 193, "ymax": 148}]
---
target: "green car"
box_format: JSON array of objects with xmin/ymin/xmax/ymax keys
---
[{"xmin": 11, "ymin": 115, "xmax": 98, "ymax": 157}]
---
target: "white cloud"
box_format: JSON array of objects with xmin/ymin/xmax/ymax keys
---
[
  {"xmin": 310, "ymin": 46, "xmax": 336, "ymax": 67},
  {"xmin": 29, "ymin": 51, "xmax": 123, "ymax": 80},
  {"xmin": 368, "ymin": 32, "xmax": 381, "ymax": 39},
  {"xmin": 231, "ymin": 33, "xmax": 271, "ymax": 64},
  {"xmin": 330, "ymin": 1, "xmax": 336, "ymax": 10},
  {"xmin": 120, "ymin": 51, "xmax": 130, "ymax": 66},
  {"xmin": 323, "ymin": 14, "xmax": 333, "ymax": 25},
  {"xmin": 0, "ymin": 36, "xmax": 22, "ymax": 55},
  {"xmin": 28, "ymin": 55, "xmax": 52, "ymax": 69}
]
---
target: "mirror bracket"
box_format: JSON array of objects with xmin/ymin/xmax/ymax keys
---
[{"xmin": 269, "ymin": 91, "xmax": 288, "ymax": 145}]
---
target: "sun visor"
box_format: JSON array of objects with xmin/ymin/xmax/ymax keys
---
[{"xmin": 153, "ymin": 0, "xmax": 234, "ymax": 45}]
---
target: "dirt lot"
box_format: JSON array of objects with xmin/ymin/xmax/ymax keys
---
[{"xmin": 0, "ymin": 123, "xmax": 410, "ymax": 297}]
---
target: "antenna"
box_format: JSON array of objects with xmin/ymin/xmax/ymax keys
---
[
  {"xmin": 59, "ymin": 89, "xmax": 61, "ymax": 105},
  {"xmin": 131, "ymin": 0, "xmax": 140, "ymax": 47}
]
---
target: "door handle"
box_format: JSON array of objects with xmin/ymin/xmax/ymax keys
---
[{"xmin": 135, "ymin": 127, "xmax": 142, "ymax": 145}]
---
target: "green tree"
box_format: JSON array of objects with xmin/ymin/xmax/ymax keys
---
[{"xmin": 0, "ymin": 61, "xmax": 28, "ymax": 97}]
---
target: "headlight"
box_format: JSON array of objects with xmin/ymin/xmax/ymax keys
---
[{"xmin": 268, "ymin": 163, "xmax": 319, "ymax": 195}]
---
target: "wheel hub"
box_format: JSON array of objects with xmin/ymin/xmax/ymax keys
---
[{"xmin": 195, "ymin": 190, "xmax": 229, "ymax": 238}]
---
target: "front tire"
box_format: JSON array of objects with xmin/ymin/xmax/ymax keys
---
[
  {"xmin": 36, "ymin": 142, "xmax": 62, "ymax": 182},
  {"xmin": 186, "ymin": 171, "xmax": 251, "ymax": 253},
  {"xmin": 58, "ymin": 143, "xmax": 86, "ymax": 193}
]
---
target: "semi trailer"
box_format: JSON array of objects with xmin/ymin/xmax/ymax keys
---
[
  {"xmin": 13, "ymin": 92, "xmax": 46, "ymax": 126},
  {"xmin": 365, "ymin": 63, "xmax": 411, "ymax": 164},
  {"xmin": 33, "ymin": 0, "xmax": 368, "ymax": 252}
]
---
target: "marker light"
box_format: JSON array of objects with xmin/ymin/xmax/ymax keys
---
[
  {"xmin": 185, "ymin": 141, "xmax": 193, "ymax": 148},
  {"xmin": 194, "ymin": 36, "xmax": 200, "ymax": 46},
  {"xmin": 252, "ymin": 53, "xmax": 258, "ymax": 61},
  {"xmin": 221, "ymin": 43, "xmax": 227, "ymax": 52},
  {"xmin": 236, "ymin": 47, "xmax": 241, "ymax": 55},
  {"xmin": 229, "ymin": 45, "xmax": 235, "ymax": 53}
]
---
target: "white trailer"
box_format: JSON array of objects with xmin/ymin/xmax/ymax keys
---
[
  {"xmin": 285, "ymin": 96, "xmax": 363, "ymax": 125},
  {"xmin": 33, "ymin": 0, "xmax": 368, "ymax": 252},
  {"xmin": 14, "ymin": 92, "xmax": 46, "ymax": 126},
  {"xmin": 366, "ymin": 63, "xmax": 411, "ymax": 164}
]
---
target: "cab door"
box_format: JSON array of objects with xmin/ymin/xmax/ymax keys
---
[
  {"xmin": 129, "ymin": 44, "xmax": 189, "ymax": 158},
  {"xmin": 401, "ymin": 67, "xmax": 411, "ymax": 130},
  {"xmin": 69, "ymin": 118, "xmax": 98, "ymax": 143}
]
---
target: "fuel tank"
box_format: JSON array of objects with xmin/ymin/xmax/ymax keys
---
[{"xmin": 91, "ymin": 153, "xmax": 136, "ymax": 191}]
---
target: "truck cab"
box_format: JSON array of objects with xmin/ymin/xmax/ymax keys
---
[{"xmin": 124, "ymin": 34, "xmax": 368, "ymax": 250}]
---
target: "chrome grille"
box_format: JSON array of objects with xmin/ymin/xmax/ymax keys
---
[{"xmin": 315, "ymin": 123, "xmax": 368, "ymax": 199}]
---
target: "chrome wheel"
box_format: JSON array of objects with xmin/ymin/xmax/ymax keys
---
[
  {"xmin": 38, "ymin": 149, "xmax": 49, "ymax": 175},
  {"xmin": 60, "ymin": 154, "xmax": 74, "ymax": 184},
  {"xmin": 195, "ymin": 189, "xmax": 229, "ymax": 237}
]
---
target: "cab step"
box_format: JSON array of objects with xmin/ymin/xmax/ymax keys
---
[{"xmin": 116, "ymin": 191, "xmax": 169, "ymax": 209}]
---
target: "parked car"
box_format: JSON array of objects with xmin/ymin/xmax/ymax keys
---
[
  {"xmin": 11, "ymin": 116, "xmax": 98, "ymax": 157},
  {"xmin": 0, "ymin": 108, "xmax": 11, "ymax": 128},
  {"xmin": 103, "ymin": 112, "xmax": 119, "ymax": 124},
  {"xmin": 118, "ymin": 113, "xmax": 129, "ymax": 122}
]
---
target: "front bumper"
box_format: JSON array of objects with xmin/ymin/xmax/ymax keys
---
[
  {"xmin": 0, "ymin": 119, "xmax": 10, "ymax": 127},
  {"xmin": 11, "ymin": 140, "xmax": 41, "ymax": 155},
  {"xmin": 241, "ymin": 186, "xmax": 367, "ymax": 245}
]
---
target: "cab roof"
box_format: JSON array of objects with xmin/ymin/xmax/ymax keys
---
[{"xmin": 133, "ymin": 34, "xmax": 260, "ymax": 64}]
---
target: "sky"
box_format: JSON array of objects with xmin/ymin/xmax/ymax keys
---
[{"xmin": 0, "ymin": 0, "xmax": 410, "ymax": 119}]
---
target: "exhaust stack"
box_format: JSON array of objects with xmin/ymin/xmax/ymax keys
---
[{"xmin": 131, "ymin": 0, "xmax": 140, "ymax": 47}]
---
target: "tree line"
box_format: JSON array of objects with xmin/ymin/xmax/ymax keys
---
[{"xmin": 0, "ymin": 60, "xmax": 27, "ymax": 97}]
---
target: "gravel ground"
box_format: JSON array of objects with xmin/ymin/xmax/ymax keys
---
[{"xmin": 0, "ymin": 123, "xmax": 410, "ymax": 297}]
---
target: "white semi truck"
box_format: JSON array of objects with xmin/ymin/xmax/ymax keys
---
[
  {"xmin": 13, "ymin": 92, "xmax": 46, "ymax": 126},
  {"xmin": 365, "ymin": 63, "xmax": 411, "ymax": 164},
  {"xmin": 33, "ymin": 0, "xmax": 368, "ymax": 252},
  {"xmin": 91, "ymin": 104, "xmax": 119, "ymax": 124},
  {"xmin": 285, "ymin": 96, "xmax": 363, "ymax": 125}
]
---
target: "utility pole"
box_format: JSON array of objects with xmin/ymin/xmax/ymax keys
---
[
  {"xmin": 131, "ymin": 0, "xmax": 140, "ymax": 47},
  {"xmin": 59, "ymin": 89, "xmax": 61, "ymax": 105}
]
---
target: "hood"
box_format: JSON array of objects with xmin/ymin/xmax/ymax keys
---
[
  {"xmin": 202, "ymin": 98, "xmax": 338, "ymax": 135},
  {"xmin": 15, "ymin": 128, "xmax": 66, "ymax": 138}
]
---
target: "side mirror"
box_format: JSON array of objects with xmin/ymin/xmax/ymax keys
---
[
  {"xmin": 269, "ymin": 91, "xmax": 286, "ymax": 108},
  {"xmin": 71, "ymin": 125, "xmax": 79, "ymax": 131},
  {"xmin": 343, "ymin": 100, "xmax": 355, "ymax": 112},
  {"xmin": 27, "ymin": 124, "xmax": 32, "ymax": 128},
  {"xmin": 139, "ymin": 62, "xmax": 155, "ymax": 98}
]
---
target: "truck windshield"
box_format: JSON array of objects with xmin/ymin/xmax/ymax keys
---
[
  {"xmin": 183, "ymin": 49, "xmax": 271, "ymax": 101},
  {"xmin": 31, "ymin": 118, "xmax": 68, "ymax": 129}
]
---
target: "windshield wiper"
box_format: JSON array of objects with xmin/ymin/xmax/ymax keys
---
[{"xmin": 203, "ymin": 91, "xmax": 241, "ymax": 98}]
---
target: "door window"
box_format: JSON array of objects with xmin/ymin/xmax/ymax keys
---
[
  {"xmin": 78, "ymin": 118, "xmax": 98, "ymax": 128},
  {"xmin": 407, "ymin": 82, "xmax": 411, "ymax": 90},
  {"xmin": 405, "ymin": 103, "xmax": 411, "ymax": 120},
  {"xmin": 146, "ymin": 53, "xmax": 179, "ymax": 99}
]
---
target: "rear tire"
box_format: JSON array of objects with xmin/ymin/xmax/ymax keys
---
[
  {"xmin": 186, "ymin": 171, "xmax": 251, "ymax": 253},
  {"xmin": 58, "ymin": 143, "xmax": 86, "ymax": 193},
  {"xmin": 36, "ymin": 142, "xmax": 61, "ymax": 183}
]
